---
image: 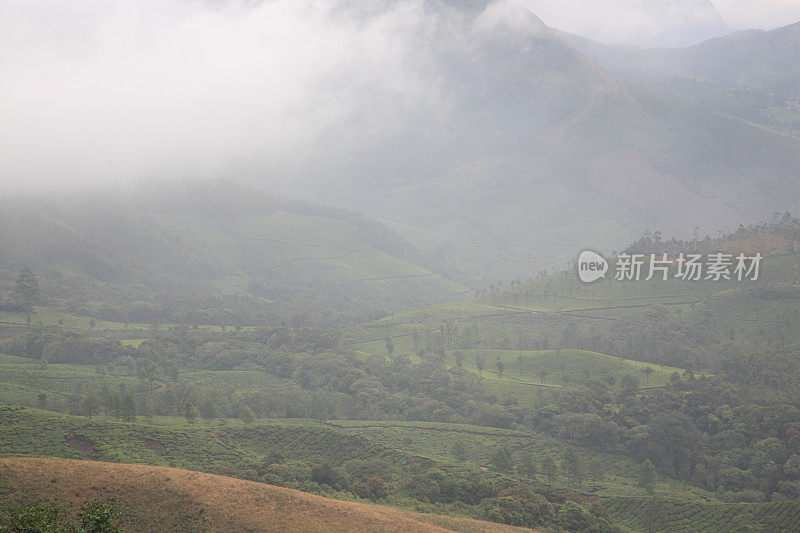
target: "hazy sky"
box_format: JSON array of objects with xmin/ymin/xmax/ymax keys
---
[
  {"xmin": 713, "ymin": 0, "xmax": 800, "ymax": 30},
  {"xmin": 2, "ymin": 0, "xmax": 799, "ymax": 194},
  {"xmin": 0, "ymin": 0, "xmax": 450, "ymax": 193},
  {"xmin": 529, "ymin": 0, "xmax": 800, "ymax": 47}
]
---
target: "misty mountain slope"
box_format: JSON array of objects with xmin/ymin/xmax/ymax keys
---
[
  {"xmin": 5, "ymin": 0, "xmax": 798, "ymax": 284},
  {"xmin": 319, "ymin": 3, "xmax": 800, "ymax": 280},
  {"xmin": 561, "ymin": 21, "xmax": 800, "ymax": 135},
  {"xmin": 530, "ymin": 0, "xmax": 730, "ymax": 48},
  {"xmin": 564, "ymin": 21, "xmax": 800, "ymax": 94},
  {"xmin": 0, "ymin": 182, "xmax": 468, "ymax": 325}
]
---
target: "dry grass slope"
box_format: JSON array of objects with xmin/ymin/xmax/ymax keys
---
[{"xmin": 0, "ymin": 458, "xmax": 533, "ymax": 533}]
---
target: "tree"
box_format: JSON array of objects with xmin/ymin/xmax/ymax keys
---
[
  {"xmin": 108, "ymin": 392, "xmax": 121, "ymax": 420},
  {"xmin": 200, "ymin": 397, "xmax": 216, "ymax": 422},
  {"xmin": 451, "ymin": 439, "xmax": 467, "ymax": 462},
  {"xmin": 82, "ymin": 394, "xmax": 99, "ymax": 419},
  {"xmin": 16, "ymin": 268, "xmax": 39, "ymax": 329},
  {"xmin": 490, "ymin": 445, "xmax": 514, "ymax": 473},
  {"xmin": 542, "ymin": 455, "xmax": 558, "ymax": 483},
  {"xmin": 185, "ymin": 402, "xmax": 198, "ymax": 426},
  {"xmin": 384, "ymin": 336, "xmax": 394, "ymax": 358},
  {"xmin": 100, "ymin": 384, "xmax": 110, "ymax": 415},
  {"xmin": 589, "ymin": 458, "xmax": 603, "ymax": 491},
  {"xmin": 36, "ymin": 393, "xmax": 47, "ymax": 410},
  {"xmin": 574, "ymin": 457, "xmax": 586, "ymax": 488},
  {"xmin": 645, "ymin": 412, "xmax": 701, "ymax": 478},
  {"xmin": 165, "ymin": 362, "xmax": 179, "ymax": 381},
  {"xmin": 141, "ymin": 402, "xmax": 154, "ymax": 424},
  {"xmin": 518, "ymin": 453, "xmax": 537, "ymax": 478},
  {"xmin": 2, "ymin": 501, "xmax": 64, "ymax": 532},
  {"xmin": 79, "ymin": 499, "xmax": 122, "ymax": 533},
  {"xmin": 476, "ymin": 356, "xmax": 486, "ymax": 376},
  {"xmin": 640, "ymin": 459, "xmax": 657, "ymax": 495},
  {"xmin": 240, "ymin": 405, "xmax": 255, "ymax": 425},
  {"xmin": 120, "ymin": 393, "xmax": 136, "ymax": 422},
  {"xmin": 563, "ymin": 448, "xmax": 582, "ymax": 488},
  {"xmin": 621, "ymin": 374, "xmax": 639, "ymax": 391},
  {"xmin": 495, "ymin": 358, "xmax": 505, "ymax": 381}
]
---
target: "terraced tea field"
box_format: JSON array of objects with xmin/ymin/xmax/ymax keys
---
[{"xmin": 605, "ymin": 497, "xmax": 800, "ymax": 532}]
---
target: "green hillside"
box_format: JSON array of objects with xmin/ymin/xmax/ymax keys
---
[
  {"xmin": 6, "ymin": 402, "xmax": 800, "ymax": 531},
  {"xmin": 324, "ymin": 9, "xmax": 800, "ymax": 281},
  {"xmin": 2, "ymin": 219, "xmax": 800, "ymax": 531},
  {"xmin": 563, "ymin": 20, "xmax": 800, "ymax": 143},
  {"xmin": 0, "ymin": 181, "xmax": 468, "ymax": 327}
]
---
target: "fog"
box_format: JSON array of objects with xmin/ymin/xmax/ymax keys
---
[
  {"xmin": 2, "ymin": 0, "xmax": 799, "ymax": 196},
  {"xmin": 0, "ymin": 0, "xmax": 449, "ymax": 195},
  {"xmin": 713, "ymin": 0, "xmax": 800, "ymax": 31}
]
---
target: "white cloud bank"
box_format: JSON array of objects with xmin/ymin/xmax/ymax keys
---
[
  {"xmin": 2, "ymin": 0, "xmax": 799, "ymax": 196},
  {"xmin": 713, "ymin": 0, "xmax": 800, "ymax": 31},
  {"xmin": 0, "ymin": 0, "xmax": 447, "ymax": 193}
]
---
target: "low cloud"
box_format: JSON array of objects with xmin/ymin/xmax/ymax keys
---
[
  {"xmin": 712, "ymin": 0, "xmax": 800, "ymax": 31},
  {"xmin": 0, "ymin": 0, "xmax": 448, "ymax": 194}
]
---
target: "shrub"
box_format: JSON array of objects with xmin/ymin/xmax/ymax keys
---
[
  {"xmin": 480, "ymin": 487, "xmax": 555, "ymax": 528},
  {"xmin": 0, "ymin": 499, "xmax": 122, "ymax": 533},
  {"xmin": 0, "ymin": 501, "xmax": 64, "ymax": 532},
  {"xmin": 717, "ymin": 489, "xmax": 766, "ymax": 503},
  {"xmin": 78, "ymin": 499, "xmax": 122, "ymax": 533},
  {"xmin": 352, "ymin": 476, "xmax": 391, "ymax": 501}
]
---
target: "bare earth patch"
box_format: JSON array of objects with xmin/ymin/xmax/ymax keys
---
[
  {"xmin": 0, "ymin": 457, "xmax": 534, "ymax": 532},
  {"xmin": 140, "ymin": 438, "xmax": 167, "ymax": 455},
  {"xmin": 65, "ymin": 432, "xmax": 94, "ymax": 459}
]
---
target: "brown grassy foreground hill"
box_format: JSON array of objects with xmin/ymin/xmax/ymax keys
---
[{"xmin": 0, "ymin": 458, "xmax": 534, "ymax": 532}]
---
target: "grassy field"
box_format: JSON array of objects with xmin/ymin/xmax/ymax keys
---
[
  {"xmin": 448, "ymin": 349, "xmax": 680, "ymax": 389},
  {"xmin": 0, "ymin": 403, "xmax": 710, "ymax": 502},
  {"xmin": 345, "ymin": 252, "xmax": 800, "ymax": 385},
  {"xmin": 0, "ymin": 306, "xmax": 252, "ymax": 333},
  {"xmin": 604, "ymin": 497, "xmax": 800, "ymax": 533},
  {"xmin": 0, "ymin": 345, "xmax": 679, "ymax": 434},
  {"xmin": 2, "ymin": 236, "xmax": 798, "ymax": 531},
  {"xmin": 324, "ymin": 420, "xmax": 713, "ymax": 501},
  {"xmin": 150, "ymin": 211, "xmax": 470, "ymax": 308},
  {"xmin": 0, "ymin": 403, "xmax": 410, "ymax": 473},
  {"xmin": 0, "ymin": 354, "xmax": 312, "ymax": 421},
  {"xmin": 0, "ymin": 457, "xmax": 531, "ymax": 533},
  {"xmin": 4, "ymin": 375, "xmax": 800, "ymax": 531},
  {"xmin": 0, "ymin": 307, "xmax": 149, "ymax": 331}
]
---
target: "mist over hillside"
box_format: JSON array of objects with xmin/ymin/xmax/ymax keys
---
[
  {"xmin": 4, "ymin": 1, "xmax": 800, "ymax": 282},
  {"xmin": 0, "ymin": 181, "xmax": 469, "ymax": 326},
  {"xmin": 563, "ymin": 20, "xmax": 800, "ymax": 113},
  {"xmin": 301, "ymin": 2, "xmax": 800, "ymax": 279}
]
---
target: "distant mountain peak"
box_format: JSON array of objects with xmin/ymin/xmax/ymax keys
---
[
  {"xmin": 530, "ymin": 0, "xmax": 729, "ymax": 48},
  {"xmin": 474, "ymin": 0, "xmax": 549, "ymax": 38}
]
